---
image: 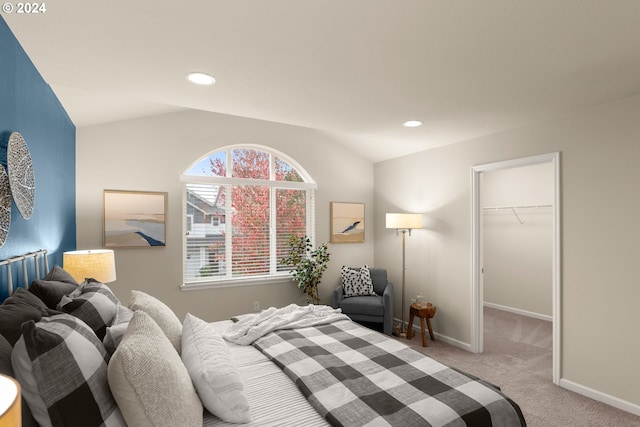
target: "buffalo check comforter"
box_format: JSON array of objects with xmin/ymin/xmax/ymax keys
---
[{"xmin": 253, "ymin": 319, "xmax": 526, "ymax": 427}]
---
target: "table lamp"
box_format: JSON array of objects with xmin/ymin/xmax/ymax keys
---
[
  {"xmin": 0, "ymin": 374, "xmax": 21, "ymax": 427},
  {"xmin": 63, "ymin": 249, "xmax": 117, "ymax": 284}
]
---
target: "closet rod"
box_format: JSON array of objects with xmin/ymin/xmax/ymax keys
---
[
  {"xmin": 482, "ymin": 204, "xmax": 552, "ymax": 225},
  {"xmin": 481, "ymin": 204, "xmax": 552, "ymax": 210}
]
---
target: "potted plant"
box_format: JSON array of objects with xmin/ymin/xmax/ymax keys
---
[{"xmin": 280, "ymin": 235, "xmax": 331, "ymax": 304}]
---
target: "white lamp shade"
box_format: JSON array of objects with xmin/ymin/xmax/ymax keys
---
[
  {"xmin": 386, "ymin": 213, "xmax": 423, "ymax": 229},
  {"xmin": 0, "ymin": 375, "xmax": 21, "ymax": 427},
  {"xmin": 63, "ymin": 249, "xmax": 117, "ymax": 283}
]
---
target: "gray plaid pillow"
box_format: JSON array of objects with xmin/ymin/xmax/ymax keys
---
[
  {"xmin": 11, "ymin": 314, "xmax": 126, "ymax": 427},
  {"xmin": 58, "ymin": 279, "xmax": 120, "ymax": 340}
]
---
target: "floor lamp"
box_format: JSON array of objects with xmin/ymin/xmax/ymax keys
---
[{"xmin": 386, "ymin": 213, "xmax": 423, "ymax": 338}]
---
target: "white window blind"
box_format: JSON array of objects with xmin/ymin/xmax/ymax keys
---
[{"xmin": 181, "ymin": 146, "xmax": 316, "ymax": 288}]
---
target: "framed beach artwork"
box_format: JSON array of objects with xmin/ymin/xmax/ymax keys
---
[
  {"xmin": 103, "ymin": 190, "xmax": 167, "ymax": 248},
  {"xmin": 330, "ymin": 202, "xmax": 365, "ymax": 243}
]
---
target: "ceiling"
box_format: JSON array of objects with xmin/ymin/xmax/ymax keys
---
[{"xmin": 5, "ymin": 1, "xmax": 640, "ymax": 163}]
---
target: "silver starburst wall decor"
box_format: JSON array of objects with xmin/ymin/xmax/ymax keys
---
[
  {"xmin": 7, "ymin": 131, "xmax": 35, "ymax": 220},
  {"xmin": 0, "ymin": 131, "xmax": 36, "ymax": 247},
  {"xmin": 0, "ymin": 165, "xmax": 11, "ymax": 247}
]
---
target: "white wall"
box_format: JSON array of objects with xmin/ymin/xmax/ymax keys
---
[
  {"xmin": 76, "ymin": 109, "xmax": 374, "ymax": 321},
  {"xmin": 482, "ymin": 163, "xmax": 553, "ymax": 317},
  {"xmin": 76, "ymin": 95, "xmax": 640, "ymax": 410},
  {"xmin": 374, "ymin": 93, "xmax": 640, "ymax": 408}
]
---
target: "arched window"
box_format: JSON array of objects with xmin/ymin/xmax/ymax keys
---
[{"xmin": 181, "ymin": 145, "xmax": 316, "ymax": 288}]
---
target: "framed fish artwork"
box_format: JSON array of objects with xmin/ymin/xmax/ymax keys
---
[{"xmin": 330, "ymin": 202, "xmax": 364, "ymax": 243}]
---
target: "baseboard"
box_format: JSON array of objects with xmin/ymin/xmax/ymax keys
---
[
  {"xmin": 431, "ymin": 332, "xmax": 472, "ymax": 351},
  {"xmin": 395, "ymin": 317, "xmax": 472, "ymax": 352},
  {"xmin": 483, "ymin": 302, "xmax": 552, "ymax": 322},
  {"xmin": 560, "ymin": 378, "xmax": 640, "ymax": 417}
]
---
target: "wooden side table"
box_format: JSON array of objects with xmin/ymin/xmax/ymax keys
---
[{"xmin": 407, "ymin": 302, "xmax": 436, "ymax": 347}]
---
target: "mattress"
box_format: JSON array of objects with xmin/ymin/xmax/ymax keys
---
[{"xmin": 204, "ymin": 320, "xmax": 329, "ymax": 427}]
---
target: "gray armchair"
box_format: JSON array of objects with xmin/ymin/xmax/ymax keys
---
[{"xmin": 332, "ymin": 267, "xmax": 394, "ymax": 335}]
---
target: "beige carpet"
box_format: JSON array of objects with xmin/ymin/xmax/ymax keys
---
[{"xmin": 398, "ymin": 307, "xmax": 640, "ymax": 427}]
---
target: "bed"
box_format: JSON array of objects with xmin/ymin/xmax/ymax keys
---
[{"xmin": 0, "ymin": 251, "xmax": 526, "ymax": 427}]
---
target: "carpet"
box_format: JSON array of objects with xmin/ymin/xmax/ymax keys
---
[{"xmin": 399, "ymin": 307, "xmax": 640, "ymax": 427}]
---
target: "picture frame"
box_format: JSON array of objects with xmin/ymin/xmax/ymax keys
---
[
  {"xmin": 103, "ymin": 190, "xmax": 167, "ymax": 248},
  {"xmin": 330, "ymin": 202, "xmax": 365, "ymax": 243}
]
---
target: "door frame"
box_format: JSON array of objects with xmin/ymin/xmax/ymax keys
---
[{"xmin": 471, "ymin": 152, "xmax": 561, "ymax": 385}]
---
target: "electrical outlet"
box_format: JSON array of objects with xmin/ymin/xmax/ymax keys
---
[{"xmin": 253, "ymin": 301, "xmax": 260, "ymax": 312}]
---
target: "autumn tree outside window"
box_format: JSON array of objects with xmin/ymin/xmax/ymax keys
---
[{"xmin": 181, "ymin": 145, "xmax": 317, "ymax": 289}]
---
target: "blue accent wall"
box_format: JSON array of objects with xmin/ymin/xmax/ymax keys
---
[{"xmin": 0, "ymin": 17, "xmax": 76, "ymax": 299}]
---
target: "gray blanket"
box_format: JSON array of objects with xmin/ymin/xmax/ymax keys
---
[{"xmin": 254, "ymin": 319, "xmax": 526, "ymax": 427}]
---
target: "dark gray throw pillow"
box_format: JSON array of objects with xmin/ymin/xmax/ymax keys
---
[
  {"xmin": 0, "ymin": 288, "xmax": 50, "ymax": 345},
  {"xmin": 43, "ymin": 265, "xmax": 79, "ymax": 285},
  {"xmin": 0, "ymin": 334, "xmax": 13, "ymax": 374},
  {"xmin": 29, "ymin": 279, "xmax": 77, "ymax": 309},
  {"xmin": 2, "ymin": 287, "xmax": 49, "ymax": 315}
]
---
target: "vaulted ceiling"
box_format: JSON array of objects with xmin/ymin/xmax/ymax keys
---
[{"xmin": 5, "ymin": 1, "xmax": 640, "ymax": 162}]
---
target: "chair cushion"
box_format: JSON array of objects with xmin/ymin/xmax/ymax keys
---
[
  {"xmin": 339, "ymin": 294, "xmax": 385, "ymax": 317},
  {"xmin": 369, "ymin": 268, "xmax": 389, "ymax": 295}
]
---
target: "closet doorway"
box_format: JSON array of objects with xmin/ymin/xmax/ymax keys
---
[{"xmin": 471, "ymin": 152, "xmax": 561, "ymax": 385}]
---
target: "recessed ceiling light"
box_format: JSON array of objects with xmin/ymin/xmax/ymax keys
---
[
  {"xmin": 187, "ymin": 72, "xmax": 216, "ymax": 86},
  {"xmin": 403, "ymin": 120, "xmax": 423, "ymax": 128}
]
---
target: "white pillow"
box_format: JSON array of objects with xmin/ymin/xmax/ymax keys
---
[
  {"xmin": 128, "ymin": 290, "xmax": 182, "ymax": 353},
  {"xmin": 182, "ymin": 313, "xmax": 251, "ymax": 423},
  {"xmin": 107, "ymin": 311, "xmax": 202, "ymax": 427}
]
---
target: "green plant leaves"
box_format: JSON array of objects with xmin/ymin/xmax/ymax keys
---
[{"xmin": 280, "ymin": 235, "xmax": 330, "ymax": 304}]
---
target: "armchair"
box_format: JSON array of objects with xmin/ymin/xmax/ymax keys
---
[{"xmin": 332, "ymin": 267, "xmax": 394, "ymax": 335}]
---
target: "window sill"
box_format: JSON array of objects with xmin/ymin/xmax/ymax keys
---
[{"xmin": 181, "ymin": 275, "xmax": 293, "ymax": 291}]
